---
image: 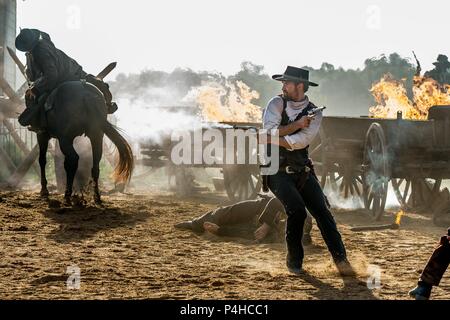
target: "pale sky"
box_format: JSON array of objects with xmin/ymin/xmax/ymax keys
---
[{"xmin": 16, "ymin": 0, "xmax": 448, "ymax": 80}]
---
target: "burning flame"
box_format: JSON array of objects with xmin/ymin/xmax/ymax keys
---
[
  {"xmin": 395, "ymin": 210, "xmax": 404, "ymax": 225},
  {"xmin": 369, "ymin": 74, "xmax": 450, "ymax": 119},
  {"xmin": 186, "ymin": 80, "xmax": 262, "ymax": 123}
]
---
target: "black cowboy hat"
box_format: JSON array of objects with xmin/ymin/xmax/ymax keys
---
[
  {"xmin": 272, "ymin": 66, "xmax": 318, "ymax": 87},
  {"xmin": 15, "ymin": 28, "xmax": 42, "ymax": 52},
  {"xmin": 433, "ymin": 54, "xmax": 450, "ymax": 67}
]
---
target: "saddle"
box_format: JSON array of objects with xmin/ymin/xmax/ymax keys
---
[
  {"xmin": 18, "ymin": 81, "xmax": 87, "ymax": 130},
  {"xmin": 44, "ymin": 76, "xmax": 108, "ymax": 112},
  {"xmin": 19, "ymin": 77, "xmax": 116, "ymax": 130}
]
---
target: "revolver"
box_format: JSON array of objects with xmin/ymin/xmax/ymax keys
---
[{"xmin": 307, "ymin": 106, "xmax": 326, "ymax": 118}]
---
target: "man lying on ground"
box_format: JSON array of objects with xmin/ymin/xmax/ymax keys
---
[{"xmin": 175, "ymin": 194, "xmax": 313, "ymax": 244}]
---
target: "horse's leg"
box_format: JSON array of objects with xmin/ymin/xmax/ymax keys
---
[
  {"xmin": 37, "ymin": 132, "xmax": 50, "ymax": 197},
  {"xmin": 59, "ymin": 138, "xmax": 79, "ymax": 205},
  {"xmin": 89, "ymin": 133, "xmax": 103, "ymax": 204}
]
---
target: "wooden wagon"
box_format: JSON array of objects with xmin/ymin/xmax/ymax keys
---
[
  {"xmin": 138, "ymin": 121, "xmax": 262, "ymax": 202},
  {"xmin": 311, "ymin": 106, "xmax": 450, "ymax": 220}
]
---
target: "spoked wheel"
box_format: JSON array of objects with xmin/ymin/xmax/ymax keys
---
[
  {"xmin": 313, "ymin": 132, "xmax": 363, "ymax": 202},
  {"xmin": 319, "ymin": 159, "xmax": 334, "ymax": 191},
  {"xmin": 222, "ymin": 164, "xmax": 261, "ymax": 202},
  {"xmin": 326, "ymin": 162, "xmax": 364, "ymax": 200},
  {"xmin": 391, "ymin": 178, "xmax": 442, "ymax": 211},
  {"xmin": 363, "ymin": 123, "xmax": 389, "ymax": 220},
  {"xmin": 167, "ymin": 166, "xmax": 196, "ymax": 197},
  {"xmin": 391, "ymin": 178, "xmax": 412, "ymax": 209}
]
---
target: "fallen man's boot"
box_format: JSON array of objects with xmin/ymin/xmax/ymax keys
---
[{"xmin": 174, "ymin": 221, "xmax": 194, "ymax": 230}]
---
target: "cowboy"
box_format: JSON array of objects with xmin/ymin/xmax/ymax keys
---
[
  {"xmin": 424, "ymin": 54, "xmax": 450, "ymax": 84},
  {"xmin": 263, "ymin": 66, "xmax": 351, "ymax": 275},
  {"xmin": 15, "ymin": 28, "xmax": 118, "ymax": 132},
  {"xmin": 409, "ymin": 227, "xmax": 450, "ymax": 300},
  {"xmin": 175, "ymin": 195, "xmax": 314, "ymax": 245}
]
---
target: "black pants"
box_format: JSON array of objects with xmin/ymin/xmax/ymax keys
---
[
  {"xmin": 419, "ymin": 228, "xmax": 450, "ymax": 286},
  {"xmin": 268, "ymin": 171, "xmax": 347, "ymax": 263}
]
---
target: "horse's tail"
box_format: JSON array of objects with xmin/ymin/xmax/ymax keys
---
[{"xmin": 102, "ymin": 121, "xmax": 134, "ymax": 184}]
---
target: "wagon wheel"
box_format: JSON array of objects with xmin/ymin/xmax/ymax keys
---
[
  {"xmin": 222, "ymin": 165, "xmax": 261, "ymax": 202},
  {"xmin": 391, "ymin": 178, "xmax": 442, "ymax": 211},
  {"xmin": 327, "ymin": 162, "xmax": 364, "ymax": 200},
  {"xmin": 317, "ymin": 147, "xmax": 364, "ymax": 201},
  {"xmin": 362, "ymin": 123, "xmax": 389, "ymax": 220},
  {"xmin": 167, "ymin": 166, "xmax": 195, "ymax": 197},
  {"xmin": 417, "ymin": 178, "xmax": 443, "ymax": 210},
  {"xmin": 313, "ymin": 139, "xmax": 339, "ymax": 190},
  {"xmin": 319, "ymin": 162, "xmax": 332, "ymax": 189},
  {"xmin": 313, "ymin": 132, "xmax": 363, "ymax": 201}
]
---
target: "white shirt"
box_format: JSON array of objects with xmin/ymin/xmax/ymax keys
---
[{"xmin": 262, "ymin": 95, "xmax": 322, "ymax": 151}]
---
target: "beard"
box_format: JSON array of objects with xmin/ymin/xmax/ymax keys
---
[
  {"xmin": 282, "ymin": 91, "xmax": 290, "ymax": 99},
  {"xmin": 283, "ymin": 89, "xmax": 305, "ymax": 102}
]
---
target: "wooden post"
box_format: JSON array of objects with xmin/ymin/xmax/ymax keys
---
[
  {"xmin": 0, "ymin": 76, "xmax": 22, "ymax": 104},
  {"xmin": 16, "ymin": 81, "xmax": 28, "ymax": 98}
]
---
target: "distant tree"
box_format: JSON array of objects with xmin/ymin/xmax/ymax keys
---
[
  {"xmin": 425, "ymin": 54, "xmax": 450, "ymax": 84},
  {"xmin": 229, "ymin": 61, "xmax": 279, "ymax": 107},
  {"xmin": 109, "ymin": 52, "xmax": 424, "ymax": 116}
]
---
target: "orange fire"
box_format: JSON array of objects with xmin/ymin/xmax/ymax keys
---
[
  {"xmin": 395, "ymin": 210, "xmax": 404, "ymax": 225},
  {"xmin": 187, "ymin": 80, "xmax": 262, "ymax": 123},
  {"xmin": 369, "ymin": 74, "xmax": 450, "ymax": 120}
]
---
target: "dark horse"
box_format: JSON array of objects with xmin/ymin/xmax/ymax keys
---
[{"xmin": 36, "ymin": 80, "xmax": 134, "ymax": 204}]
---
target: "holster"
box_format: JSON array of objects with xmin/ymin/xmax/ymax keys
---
[
  {"xmin": 296, "ymin": 170, "xmax": 310, "ymax": 191},
  {"xmin": 306, "ymin": 159, "xmax": 331, "ymax": 209}
]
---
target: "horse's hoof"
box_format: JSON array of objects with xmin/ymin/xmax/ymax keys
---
[
  {"xmin": 94, "ymin": 193, "xmax": 102, "ymax": 204},
  {"xmin": 64, "ymin": 197, "xmax": 71, "ymax": 206},
  {"xmin": 40, "ymin": 189, "xmax": 49, "ymax": 198},
  {"xmin": 71, "ymin": 195, "xmax": 86, "ymax": 208}
]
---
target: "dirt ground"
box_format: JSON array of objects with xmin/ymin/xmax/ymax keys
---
[{"xmin": 0, "ymin": 188, "xmax": 449, "ymax": 300}]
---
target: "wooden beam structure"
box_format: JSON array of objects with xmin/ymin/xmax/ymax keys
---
[{"xmin": 0, "ymin": 144, "xmax": 17, "ymax": 173}]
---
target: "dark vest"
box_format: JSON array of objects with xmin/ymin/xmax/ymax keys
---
[{"xmin": 279, "ymin": 96, "xmax": 315, "ymax": 169}]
